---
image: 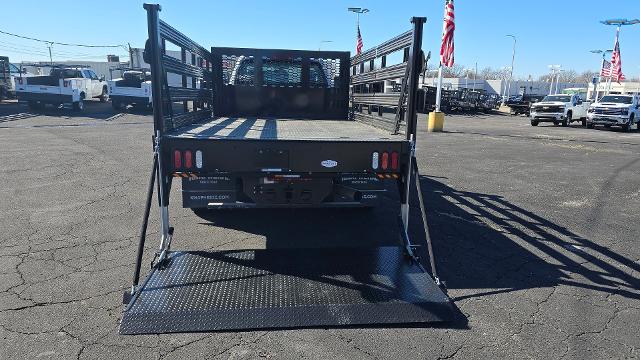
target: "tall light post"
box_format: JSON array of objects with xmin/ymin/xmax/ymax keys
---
[
  {"xmin": 348, "ymin": 7, "xmax": 369, "ymax": 42},
  {"xmin": 501, "ymin": 66, "xmax": 511, "ymax": 101},
  {"xmin": 548, "ymin": 65, "xmax": 561, "ymax": 95},
  {"xmin": 600, "ymin": 19, "xmax": 639, "ymax": 94},
  {"xmin": 505, "ymin": 34, "xmax": 516, "ymax": 101},
  {"xmin": 474, "ymin": 61, "xmax": 478, "ymax": 91},
  {"xmin": 464, "ymin": 69, "xmax": 472, "ymax": 89},
  {"xmin": 318, "ymin": 40, "xmax": 333, "ymax": 51},
  {"xmin": 555, "ymin": 69, "xmax": 565, "ymax": 94},
  {"xmin": 589, "ymin": 49, "xmax": 612, "ymax": 101}
]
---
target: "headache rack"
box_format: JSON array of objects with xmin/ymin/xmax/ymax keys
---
[{"xmin": 120, "ymin": 4, "xmax": 452, "ymax": 335}]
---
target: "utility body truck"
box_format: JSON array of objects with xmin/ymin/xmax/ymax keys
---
[
  {"xmin": 119, "ymin": 4, "xmax": 452, "ymax": 335},
  {"xmin": 108, "ymin": 68, "xmax": 153, "ymax": 110},
  {"xmin": 15, "ymin": 66, "xmax": 108, "ymax": 110},
  {"xmin": 0, "ymin": 57, "xmax": 32, "ymax": 101},
  {"xmin": 587, "ymin": 95, "xmax": 640, "ymax": 131},
  {"xmin": 0, "ymin": 57, "xmax": 8, "ymax": 101},
  {"xmin": 530, "ymin": 93, "xmax": 589, "ymax": 127}
]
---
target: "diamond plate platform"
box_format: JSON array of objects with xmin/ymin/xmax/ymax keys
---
[{"xmin": 120, "ymin": 246, "xmax": 453, "ymax": 334}]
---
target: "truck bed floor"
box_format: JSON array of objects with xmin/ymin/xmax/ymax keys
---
[{"xmin": 166, "ymin": 117, "xmax": 404, "ymax": 141}]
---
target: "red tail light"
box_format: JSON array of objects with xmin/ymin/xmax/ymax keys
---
[
  {"xmin": 184, "ymin": 150, "xmax": 193, "ymax": 168},
  {"xmin": 173, "ymin": 150, "xmax": 182, "ymax": 168},
  {"xmin": 391, "ymin": 152, "xmax": 399, "ymax": 170},
  {"xmin": 381, "ymin": 152, "xmax": 389, "ymax": 170}
]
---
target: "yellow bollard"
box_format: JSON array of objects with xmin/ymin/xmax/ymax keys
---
[{"xmin": 427, "ymin": 111, "xmax": 444, "ymax": 132}]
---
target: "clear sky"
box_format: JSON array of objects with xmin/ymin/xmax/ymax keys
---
[{"xmin": 1, "ymin": 0, "xmax": 639, "ymax": 79}]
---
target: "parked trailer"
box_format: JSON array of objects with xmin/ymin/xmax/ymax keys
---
[{"xmin": 120, "ymin": 4, "xmax": 452, "ymax": 335}]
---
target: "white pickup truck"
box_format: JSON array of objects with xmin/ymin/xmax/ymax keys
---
[
  {"xmin": 107, "ymin": 69, "xmax": 152, "ymax": 110},
  {"xmin": 587, "ymin": 95, "xmax": 640, "ymax": 131},
  {"xmin": 15, "ymin": 67, "xmax": 108, "ymax": 110},
  {"xmin": 529, "ymin": 94, "xmax": 589, "ymax": 127}
]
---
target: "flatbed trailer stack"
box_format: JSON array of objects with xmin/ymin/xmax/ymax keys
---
[{"xmin": 120, "ymin": 3, "xmax": 453, "ymax": 334}]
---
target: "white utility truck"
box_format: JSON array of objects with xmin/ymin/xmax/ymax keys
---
[
  {"xmin": 107, "ymin": 69, "xmax": 152, "ymax": 110},
  {"xmin": 15, "ymin": 66, "xmax": 108, "ymax": 110},
  {"xmin": 529, "ymin": 94, "xmax": 589, "ymax": 127},
  {"xmin": 587, "ymin": 94, "xmax": 640, "ymax": 131}
]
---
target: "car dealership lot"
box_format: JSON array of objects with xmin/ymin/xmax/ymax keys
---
[{"xmin": 0, "ymin": 102, "xmax": 638, "ymax": 359}]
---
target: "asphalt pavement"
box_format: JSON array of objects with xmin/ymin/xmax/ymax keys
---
[{"xmin": 0, "ymin": 100, "xmax": 638, "ymax": 359}]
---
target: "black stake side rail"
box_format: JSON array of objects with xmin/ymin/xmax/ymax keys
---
[
  {"xmin": 349, "ymin": 18, "xmax": 425, "ymax": 138},
  {"xmin": 144, "ymin": 3, "xmax": 214, "ymax": 137},
  {"xmin": 144, "ymin": 3, "xmax": 215, "ymax": 208}
]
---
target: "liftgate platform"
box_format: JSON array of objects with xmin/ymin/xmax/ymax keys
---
[
  {"xmin": 120, "ymin": 4, "xmax": 453, "ymax": 334},
  {"xmin": 121, "ymin": 247, "xmax": 452, "ymax": 334}
]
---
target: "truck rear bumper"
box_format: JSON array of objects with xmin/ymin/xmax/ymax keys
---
[
  {"xmin": 17, "ymin": 92, "xmax": 73, "ymax": 104},
  {"xmin": 180, "ymin": 173, "xmax": 387, "ymax": 208},
  {"xmin": 164, "ymin": 137, "xmax": 408, "ymax": 174}
]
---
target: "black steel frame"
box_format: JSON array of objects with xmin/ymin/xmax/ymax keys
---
[{"xmin": 129, "ymin": 6, "xmax": 442, "ymax": 301}]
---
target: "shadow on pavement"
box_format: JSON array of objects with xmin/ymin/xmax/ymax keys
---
[
  {"xmin": 0, "ymin": 100, "xmax": 121, "ymax": 121},
  {"xmin": 190, "ymin": 176, "xmax": 638, "ymax": 330},
  {"xmin": 411, "ymin": 177, "xmax": 639, "ymax": 302}
]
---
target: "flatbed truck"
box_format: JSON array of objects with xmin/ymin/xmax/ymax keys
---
[{"xmin": 120, "ymin": 4, "xmax": 452, "ymax": 335}]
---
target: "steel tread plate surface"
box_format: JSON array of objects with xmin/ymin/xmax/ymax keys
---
[
  {"xmin": 165, "ymin": 117, "xmax": 404, "ymax": 141},
  {"xmin": 120, "ymin": 247, "xmax": 452, "ymax": 334}
]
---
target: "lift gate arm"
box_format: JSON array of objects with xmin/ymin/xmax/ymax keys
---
[{"xmin": 122, "ymin": 5, "xmax": 451, "ymax": 334}]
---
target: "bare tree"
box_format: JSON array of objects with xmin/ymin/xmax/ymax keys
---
[
  {"xmin": 557, "ymin": 70, "xmax": 578, "ymax": 83},
  {"xmin": 576, "ymin": 70, "xmax": 598, "ymax": 84},
  {"xmin": 441, "ymin": 64, "xmax": 465, "ymax": 78}
]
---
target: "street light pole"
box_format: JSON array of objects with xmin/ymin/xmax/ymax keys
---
[
  {"xmin": 600, "ymin": 19, "xmax": 640, "ymax": 95},
  {"xmin": 555, "ymin": 69, "xmax": 564, "ymax": 94},
  {"xmin": 474, "ymin": 61, "xmax": 478, "ymax": 91},
  {"xmin": 548, "ymin": 65, "xmax": 560, "ymax": 95},
  {"xmin": 506, "ymin": 34, "xmax": 516, "ymax": 100},
  {"xmin": 348, "ymin": 7, "xmax": 369, "ymax": 45},
  {"xmin": 589, "ymin": 49, "xmax": 612, "ymax": 101},
  {"xmin": 318, "ymin": 40, "xmax": 333, "ymax": 51}
]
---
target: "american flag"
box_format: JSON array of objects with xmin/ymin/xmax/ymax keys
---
[
  {"xmin": 600, "ymin": 59, "xmax": 611, "ymax": 77},
  {"xmin": 610, "ymin": 32, "xmax": 625, "ymax": 83},
  {"xmin": 356, "ymin": 25, "xmax": 363, "ymax": 55},
  {"xmin": 440, "ymin": 0, "xmax": 455, "ymax": 67}
]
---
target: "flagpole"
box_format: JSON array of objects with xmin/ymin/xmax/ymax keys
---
[
  {"xmin": 596, "ymin": 57, "xmax": 605, "ymax": 101},
  {"xmin": 435, "ymin": 64, "xmax": 443, "ymax": 112},
  {"xmin": 606, "ymin": 26, "xmax": 620, "ymax": 95}
]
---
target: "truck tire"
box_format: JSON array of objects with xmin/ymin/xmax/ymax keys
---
[
  {"xmin": 586, "ymin": 122, "xmax": 594, "ymax": 129},
  {"xmin": 562, "ymin": 112, "xmax": 572, "ymax": 127},
  {"xmin": 99, "ymin": 86, "xmax": 108, "ymax": 103},
  {"xmin": 621, "ymin": 120, "xmax": 630, "ymax": 132},
  {"xmin": 27, "ymin": 101, "xmax": 43, "ymax": 110},
  {"xmin": 531, "ymin": 120, "xmax": 539, "ymax": 126},
  {"xmin": 581, "ymin": 119, "xmax": 586, "ymax": 127},
  {"xmin": 73, "ymin": 96, "xmax": 85, "ymax": 111}
]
